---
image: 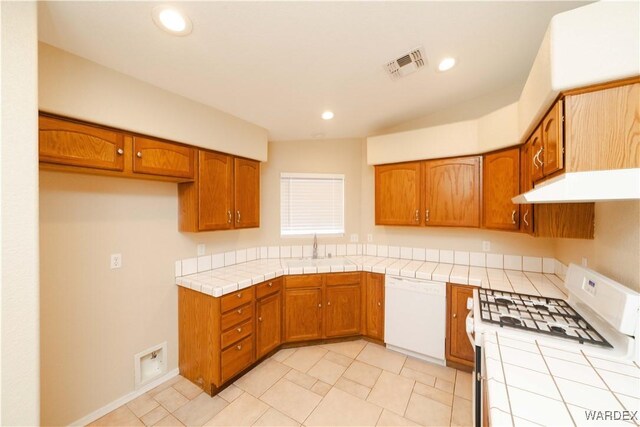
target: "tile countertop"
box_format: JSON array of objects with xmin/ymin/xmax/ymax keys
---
[
  {"xmin": 483, "ymin": 331, "xmax": 640, "ymax": 426},
  {"xmin": 175, "ymin": 256, "xmax": 568, "ymax": 299}
]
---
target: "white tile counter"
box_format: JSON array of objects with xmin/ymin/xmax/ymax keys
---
[
  {"xmin": 175, "ymin": 255, "xmax": 568, "ymax": 299},
  {"xmin": 483, "ymin": 331, "xmax": 640, "ymax": 426}
]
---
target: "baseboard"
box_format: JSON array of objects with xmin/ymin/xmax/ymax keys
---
[{"xmin": 68, "ymin": 368, "xmax": 179, "ymax": 426}]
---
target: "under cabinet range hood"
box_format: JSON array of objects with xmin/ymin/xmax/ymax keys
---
[{"xmin": 512, "ymin": 168, "xmax": 640, "ymax": 204}]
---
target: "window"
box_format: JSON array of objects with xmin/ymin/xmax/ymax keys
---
[{"xmin": 280, "ymin": 173, "xmax": 345, "ymax": 236}]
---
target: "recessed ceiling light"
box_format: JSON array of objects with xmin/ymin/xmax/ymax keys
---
[
  {"xmin": 153, "ymin": 6, "xmax": 192, "ymax": 36},
  {"xmin": 438, "ymin": 57, "xmax": 456, "ymax": 72},
  {"xmin": 321, "ymin": 111, "xmax": 334, "ymax": 120}
]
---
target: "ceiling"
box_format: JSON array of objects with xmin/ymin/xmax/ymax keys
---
[{"xmin": 38, "ymin": 1, "xmax": 589, "ymax": 141}]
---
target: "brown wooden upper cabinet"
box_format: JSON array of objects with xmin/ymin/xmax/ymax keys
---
[
  {"xmin": 132, "ymin": 136, "xmax": 195, "ymax": 179},
  {"xmin": 483, "ymin": 148, "xmax": 520, "ymax": 231},
  {"xmin": 375, "ymin": 162, "xmax": 423, "ymax": 226},
  {"xmin": 424, "ymin": 157, "xmax": 481, "ymax": 227},
  {"xmin": 179, "ymin": 150, "xmax": 260, "ymax": 232},
  {"xmin": 39, "ymin": 115, "xmax": 125, "ymax": 171},
  {"xmin": 520, "ymin": 131, "xmax": 536, "ymax": 234},
  {"xmin": 540, "ymin": 100, "xmax": 564, "ymax": 178}
]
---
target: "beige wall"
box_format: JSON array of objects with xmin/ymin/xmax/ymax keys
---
[
  {"xmin": 553, "ymin": 201, "xmax": 640, "ymax": 292},
  {"xmin": 1, "ymin": 2, "xmax": 40, "ymax": 425}
]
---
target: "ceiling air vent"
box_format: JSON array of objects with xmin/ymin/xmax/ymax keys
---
[{"xmin": 385, "ymin": 47, "xmax": 426, "ymax": 81}]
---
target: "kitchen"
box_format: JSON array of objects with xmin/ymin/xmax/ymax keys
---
[{"xmin": 1, "ymin": 1, "xmax": 639, "ymax": 426}]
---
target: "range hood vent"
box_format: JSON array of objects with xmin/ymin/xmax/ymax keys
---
[
  {"xmin": 385, "ymin": 47, "xmax": 426, "ymax": 80},
  {"xmin": 512, "ymin": 168, "xmax": 640, "ymax": 204}
]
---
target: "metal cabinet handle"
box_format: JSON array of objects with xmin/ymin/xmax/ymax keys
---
[
  {"xmin": 523, "ymin": 210, "xmax": 530, "ymax": 226},
  {"xmin": 237, "ymin": 327, "xmax": 242, "ymax": 333},
  {"xmin": 227, "ymin": 210, "xmax": 232, "ymax": 224},
  {"xmin": 258, "ymin": 317, "xmax": 263, "ymax": 322},
  {"xmin": 425, "ymin": 209, "xmax": 430, "ymax": 222},
  {"xmin": 414, "ymin": 209, "xmax": 419, "ymax": 222},
  {"xmin": 236, "ymin": 210, "xmax": 241, "ymax": 223},
  {"xmin": 533, "ymin": 149, "xmax": 540, "ymax": 169},
  {"xmin": 136, "ymin": 151, "xmax": 142, "ymax": 158},
  {"xmin": 237, "ymin": 309, "xmax": 242, "ymax": 314},
  {"xmin": 511, "ymin": 210, "xmax": 517, "ymax": 224},
  {"xmin": 116, "ymin": 148, "xmax": 124, "ymax": 155},
  {"xmin": 538, "ymin": 147, "xmax": 544, "ymax": 166},
  {"xmin": 236, "ymin": 345, "xmax": 242, "ymax": 350}
]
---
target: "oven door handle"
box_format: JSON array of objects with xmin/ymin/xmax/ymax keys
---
[{"xmin": 466, "ymin": 311, "xmax": 475, "ymax": 350}]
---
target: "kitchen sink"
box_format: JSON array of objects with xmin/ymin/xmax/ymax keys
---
[{"xmin": 285, "ymin": 257, "xmax": 354, "ymax": 268}]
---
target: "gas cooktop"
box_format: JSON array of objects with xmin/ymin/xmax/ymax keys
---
[{"xmin": 477, "ymin": 288, "xmax": 612, "ymax": 348}]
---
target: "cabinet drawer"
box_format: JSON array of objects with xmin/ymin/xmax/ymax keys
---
[
  {"xmin": 221, "ymin": 289, "xmax": 254, "ymax": 313},
  {"xmin": 221, "ymin": 318, "xmax": 253, "ymax": 349},
  {"xmin": 221, "ymin": 335, "xmax": 254, "ymax": 383},
  {"xmin": 285, "ymin": 274, "xmax": 323, "ymax": 289},
  {"xmin": 256, "ymin": 278, "xmax": 282, "ymax": 299},
  {"xmin": 221, "ymin": 303, "xmax": 253, "ymax": 331},
  {"xmin": 326, "ymin": 272, "xmax": 360, "ymax": 286},
  {"xmin": 132, "ymin": 137, "xmax": 195, "ymax": 179}
]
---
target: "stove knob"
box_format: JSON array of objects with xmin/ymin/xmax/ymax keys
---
[{"xmin": 466, "ymin": 297, "xmax": 474, "ymax": 310}]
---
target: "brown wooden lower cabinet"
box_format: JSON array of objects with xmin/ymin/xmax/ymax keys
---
[
  {"xmin": 256, "ymin": 280, "xmax": 283, "ymax": 359},
  {"xmin": 325, "ymin": 284, "xmax": 361, "ymax": 337},
  {"xmin": 284, "ymin": 287, "xmax": 323, "ymax": 342},
  {"xmin": 364, "ymin": 273, "xmax": 385, "ymax": 341},
  {"xmin": 446, "ymin": 283, "xmax": 475, "ymax": 369}
]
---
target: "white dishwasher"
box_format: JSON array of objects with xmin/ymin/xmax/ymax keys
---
[{"xmin": 384, "ymin": 275, "xmax": 446, "ymax": 365}]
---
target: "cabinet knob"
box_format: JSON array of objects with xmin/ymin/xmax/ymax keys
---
[
  {"xmin": 237, "ymin": 309, "xmax": 242, "ymax": 314},
  {"xmin": 237, "ymin": 327, "xmax": 242, "ymax": 333},
  {"xmin": 453, "ymin": 313, "xmax": 457, "ymax": 318},
  {"xmin": 268, "ymin": 282, "xmax": 273, "ymax": 287},
  {"xmin": 236, "ymin": 345, "xmax": 242, "ymax": 351},
  {"xmin": 237, "ymin": 293, "xmax": 242, "ymax": 298},
  {"xmin": 116, "ymin": 148, "xmax": 124, "ymax": 155},
  {"xmin": 258, "ymin": 317, "xmax": 263, "ymax": 322},
  {"xmin": 377, "ymin": 302, "xmax": 381, "ymax": 307},
  {"xmin": 327, "ymin": 301, "xmax": 331, "ymax": 306},
  {"xmin": 318, "ymin": 303, "xmax": 322, "ymax": 308},
  {"xmin": 136, "ymin": 151, "xmax": 142, "ymax": 158}
]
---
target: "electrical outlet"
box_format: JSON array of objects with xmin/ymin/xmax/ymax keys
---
[
  {"xmin": 350, "ymin": 234, "xmax": 359, "ymax": 243},
  {"xmin": 367, "ymin": 234, "xmax": 373, "ymax": 242},
  {"xmin": 582, "ymin": 257, "xmax": 588, "ymax": 267},
  {"xmin": 482, "ymin": 241, "xmax": 491, "ymax": 252},
  {"xmin": 110, "ymin": 253, "xmax": 122, "ymax": 269},
  {"xmin": 197, "ymin": 244, "xmax": 206, "ymax": 256}
]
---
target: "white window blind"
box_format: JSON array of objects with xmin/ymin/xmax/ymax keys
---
[{"xmin": 280, "ymin": 173, "xmax": 345, "ymax": 236}]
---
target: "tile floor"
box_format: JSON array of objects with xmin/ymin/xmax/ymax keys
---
[{"xmin": 90, "ymin": 340, "xmax": 472, "ymax": 426}]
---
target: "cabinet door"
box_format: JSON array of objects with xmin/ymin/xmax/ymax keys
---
[
  {"xmin": 132, "ymin": 137, "xmax": 195, "ymax": 179},
  {"xmin": 256, "ymin": 292, "xmax": 282, "ymax": 359},
  {"xmin": 284, "ymin": 288, "xmax": 322, "ymax": 342},
  {"xmin": 520, "ymin": 138, "xmax": 534, "ymax": 234},
  {"xmin": 199, "ymin": 151, "xmax": 234, "ymax": 230},
  {"xmin": 531, "ymin": 126, "xmax": 544, "ymax": 183},
  {"xmin": 482, "ymin": 148, "xmax": 520, "ymax": 230},
  {"xmin": 325, "ymin": 285, "xmax": 361, "ymax": 338},
  {"xmin": 375, "ymin": 162, "xmax": 422, "ymax": 226},
  {"xmin": 446, "ymin": 284, "xmax": 475, "ymax": 367},
  {"xmin": 365, "ymin": 273, "xmax": 384, "ymax": 341},
  {"xmin": 39, "ymin": 115, "xmax": 125, "ymax": 171},
  {"xmin": 542, "ymin": 100, "xmax": 564, "ymax": 177},
  {"xmin": 234, "ymin": 158, "xmax": 260, "ymax": 228},
  {"xmin": 424, "ymin": 157, "xmax": 480, "ymax": 227}
]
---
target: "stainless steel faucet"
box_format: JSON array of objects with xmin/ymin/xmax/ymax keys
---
[{"xmin": 312, "ymin": 234, "xmax": 318, "ymax": 259}]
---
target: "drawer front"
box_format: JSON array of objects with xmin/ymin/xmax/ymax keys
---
[
  {"xmin": 325, "ymin": 272, "xmax": 360, "ymax": 286},
  {"xmin": 285, "ymin": 274, "xmax": 323, "ymax": 289},
  {"xmin": 132, "ymin": 137, "xmax": 195, "ymax": 179},
  {"xmin": 221, "ymin": 303, "xmax": 253, "ymax": 331},
  {"xmin": 221, "ymin": 318, "xmax": 253, "ymax": 349},
  {"xmin": 221, "ymin": 289, "xmax": 254, "ymax": 313},
  {"xmin": 256, "ymin": 278, "xmax": 283, "ymax": 299},
  {"xmin": 221, "ymin": 335, "xmax": 254, "ymax": 383}
]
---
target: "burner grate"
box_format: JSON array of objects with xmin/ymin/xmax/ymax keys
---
[{"xmin": 478, "ymin": 288, "xmax": 612, "ymax": 348}]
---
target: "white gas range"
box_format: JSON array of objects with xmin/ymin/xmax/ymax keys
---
[{"xmin": 465, "ymin": 264, "xmax": 640, "ymax": 426}]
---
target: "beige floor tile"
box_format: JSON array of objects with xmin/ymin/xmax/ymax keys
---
[
  {"xmin": 148, "ymin": 376, "xmax": 183, "ymax": 397},
  {"xmin": 454, "ymin": 371, "xmax": 472, "ymax": 400},
  {"xmin": 376, "ymin": 409, "xmax": 419, "ymax": 426},
  {"xmin": 320, "ymin": 339, "xmax": 367, "ymax": 359},
  {"xmin": 310, "ymin": 380, "xmax": 332, "ymax": 396},
  {"xmin": 282, "ymin": 346, "xmax": 328, "ymax": 373},
  {"xmin": 356, "ymin": 343, "xmax": 406, "ymax": 374},
  {"xmin": 305, "ymin": 387, "xmax": 383, "ymax": 426},
  {"xmin": 253, "ymin": 407, "xmax": 300, "ymax": 427},
  {"xmin": 284, "ymin": 368, "xmax": 317, "ymax": 389},
  {"xmin": 218, "ymin": 384, "xmax": 243, "ymax": 403},
  {"xmin": 234, "ymin": 358, "xmax": 290, "ymax": 397},
  {"xmin": 367, "ymin": 371, "xmax": 414, "ymax": 416},
  {"xmin": 141, "ymin": 406, "xmax": 170, "ymax": 426},
  {"xmin": 153, "ymin": 414, "xmax": 184, "ymax": 426},
  {"xmin": 400, "ymin": 367, "xmax": 436, "ymax": 387},
  {"xmin": 343, "ymin": 360, "xmax": 382, "ymax": 388},
  {"xmin": 404, "ymin": 393, "xmax": 452, "ymax": 427},
  {"xmin": 435, "ymin": 377, "xmax": 455, "ymax": 394},
  {"xmin": 323, "ymin": 350, "xmax": 353, "ymax": 367},
  {"xmin": 259, "ymin": 379, "xmax": 322, "ymax": 423},
  {"xmin": 413, "ymin": 382, "xmax": 454, "ymax": 406},
  {"xmin": 90, "ymin": 405, "xmax": 144, "ymax": 426},
  {"xmin": 173, "ymin": 393, "xmax": 228, "ymax": 427},
  {"xmin": 307, "ymin": 358, "xmax": 347, "ymax": 385},
  {"xmin": 334, "ymin": 377, "xmax": 371, "ymax": 400},
  {"xmin": 127, "ymin": 393, "xmax": 160, "ymax": 417},
  {"xmin": 204, "ymin": 392, "xmax": 269, "ymax": 426},
  {"xmin": 173, "ymin": 377, "xmax": 204, "ymax": 400},
  {"xmin": 450, "ymin": 396, "xmax": 473, "ymax": 427},
  {"xmin": 403, "ymin": 357, "xmax": 456, "ymax": 382},
  {"xmin": 154, "ymin": 387, "xmax": 190, "ymax": 413},
  {"xmin": 271, "ymin": 348, "xmax": 297, "ymax": 363}
]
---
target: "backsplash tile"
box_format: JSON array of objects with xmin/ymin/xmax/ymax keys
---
[
  {"xmin": 175, "ymin": 260, "xmax": 182, "ymax": 277},
  {"xmin": 543, "ymin": 257, "xmax": 555, "ymax": 274},
  {"xmin": 280, "ymin": 246, "xmax": 291, "ymax": 258},
  {"xmin": 454, "ymin": 251, "xmax": 470, "ymax": 266},
  {"xmin": 486, "ymin": 253, "xmax": 504, "ymax": 269},
  {"xmin": 259, "ymin": 246, "xmax": 268, "ymax": 259},
  {"xmin": 224, "ymin": 251, "xmax": 236, "ymax": 266},
  {"xmin": 400, "ymin": 247, "xmax": 413, "ymax": 259},
  {"xmin": 412, "ymin": 247, "xmax": 426, "ymax": 261},
  {"xmin": 377, "ymin": 245, "xmax": 389, "ymax": 257},
  {"xmin": 268, "ymin": 246, "xmax": 280, "ymax": 259},
  {"xmin": 235, "ymin": 249, "xmax": 247, "ymax": 264},
  {"xmin": 291, "ymin": 245, "xmax": 303, "ymax": 258},
  {"xmin": 366, "ymin": 244, "xmax": 377, "ymax": 256},
  {"xmin": 182, "ymin": 257, "xmax": 197, "ymax": 275},
  {"xmin": 523, "ymin": 256, "xmax": 542, "ymax": 273},
  {"xmin": 212, "ymin": 253, "xmax": 224, "ymax": 269},
  {"xmin": 470, "ymin": 252, "xmax": 486, "ymax": 267},
  {"xmin": 246, "ymin": 247, "xmax": 257, "ymax": 262},
  {"xmin": 346, "ymin": 244, "xmax": 357, "ymax": 256},
  {"xmin": 302, "ymin": 245, "xmax": 313, "ymax": 257},
  {"xmin": 388, "ymin": 246, "xmax": 400, "ymax": 258},
  {"xmin": 439, "ymin": 249, "xmax": 454, "ymax": 264},
  {"xmin": 336, "ymin": 244, "xmax": 347, "ymax": 256},
  {"xmin": 325, "ymin": 244, "xmax": 337, "ymax": 257},
  {"xmin": 197, "ymin": 255, "xmax": 212, "ymax": 272},
  {"xmin": 425, "ymin": 248, "xmax": 439, "ymax": 262},
  {"xmin": 504, "ymin": 255, "xmax": 522, "ymax": 271}
]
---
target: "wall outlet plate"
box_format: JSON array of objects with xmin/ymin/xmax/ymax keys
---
[
  {"xmin": 197, "ymin": 244, "xmax": 206, "ymax": 256},
  {"xmin": 582, "ymin": 257, "xmax": 588, "ymax": 267},
  {"xmin": 367, "ymin": 234, "xmax": 373, "ymax": 242},
  {"xmin": 482, "ymin": 241, "xmax": 491, "ymax": 252},
  {"xmin": 350, "ymin": 234, "xmax": 359, "ymax": 243},
  {"xmin": 110, "ymin": 253, "xmax": 122, "ymax": 269}
]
